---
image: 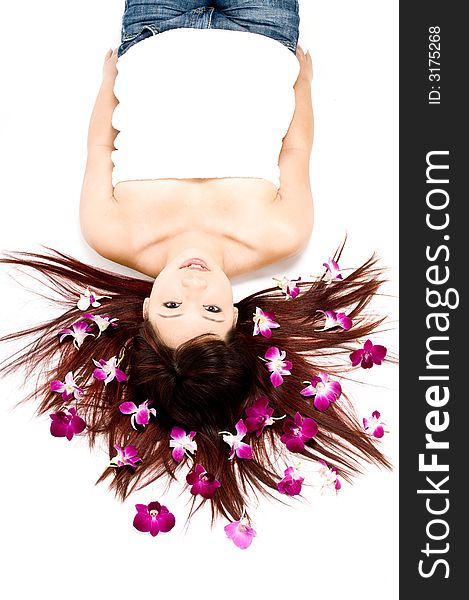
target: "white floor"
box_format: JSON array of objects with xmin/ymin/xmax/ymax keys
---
[{"xmin": 0, "ymin": 1, "xmax": 398, "ymax": 598}]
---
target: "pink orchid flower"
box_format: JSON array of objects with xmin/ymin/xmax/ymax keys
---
[
  {"xmin": 224, "ymin": 516, "xmax": 257, "ymax": 550},
  {"xmin": 262, "ymin": 346, "xmax": 292, "ymax": 387},
  {"xmin": 119, "ymin": 400, "xmax": 156, "ymax": 429},
  {"xmin": 109, "ymin": 445, "xmax": 142, "ymax": 468},
  {"xmin": 252, "ymin": 307, "xmax": 280, "ymax": 338},
  {"xmin": 350, "ymin": 339, "xmax": 387, "ymax": 369},
  {"xmin": 363, "ymin": 410, "xmax": 388, "ymax": 438},
  {"xmin": 219, "ymin": 419, "xmax": 253, "ymax": 460},
  {"xmin": 50, "ymin": 371, "xmax": 84, "ymax": 402},
  {"xmin": 323, "ymin": 257, "xmax": 343, "ymax": 283},
  {"xmin": 186, "ymin": 464, "xmax": 221, "ymax": 499},
  {"xmin": 272, "ymin": 275, "xmax": 301, "ymax": 299},
  {"xmin": 92, "ymin": 356, "xmax": 127, "ymax": 385},
  {"xmin": 280, "ymin": 412, "xmax": 319, "ymax": 452},
  {"xmin": 77, "ymin": 287, "xmax": 111, "ymax": 311},
  {"xmin": 169, "ymin": 427, "xmax": 197, "ymax": 462},
  {"xmin": 58, "ymin": 320, "xmax": 94, "ymax": 349},
  {"xmin": 82, "ymin": 313, "xmax": 118, "ymax": 336},
  {"xmin": 317, "ymin": 459, "xmax": 341, "ymax": 493},
  {"xmin": 133, "ymin": 501, "xmax": 175, "ymax": 537},
  {"xmin": 316, "ymin": 310, "xmax": 353, "ymax": 331},
  {"xmin": 300, "ymin": 373, "xmax": 342, "ymax": 412},
  {"xmin": 244, "ymin": 396, "xmax": 285, "ymax": 437},
  {"xmin": 277, "ymin": 466, "xmax": 304, "ymax": 497},
  {"xmin": 49, "ymin": 407, "xmax": 86, "ymax": 441}
]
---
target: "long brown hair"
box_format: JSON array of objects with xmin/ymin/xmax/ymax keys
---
[{"xmin": 0, "ymin": 246, "xmax": 392, "ymax": 527}]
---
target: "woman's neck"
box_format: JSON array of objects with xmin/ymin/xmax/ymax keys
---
[
  {"xmin": 162, "ymin": 232, "xmax": 227, "ymax": 271},
  {"xmin": 131, "ymin": 228, "xmax": 281, "ymax": 280}
]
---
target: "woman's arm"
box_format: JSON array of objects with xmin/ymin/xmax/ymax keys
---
[
  {"xmin": 86, "ymin": 49, "xmax": 119, "ymax": 149},
  {"xmin": 80, "ymin": 50, "xmax": 121, "ymax": 253},
  {"xmin": 282, "ymin": 47, "xmax": 314, "ymax": 152},
  {"xmin": 274, "ymin": 48, "xmax": 314, "ymax": 255}
]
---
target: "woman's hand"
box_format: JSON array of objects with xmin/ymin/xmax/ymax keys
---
[
  {"xmin": 102, "ymin": 48, "xmax": 118, "ymax": 83},
  {"xmin": 295, "ymin": 45, "xmax": 313, "ymax": 85}
]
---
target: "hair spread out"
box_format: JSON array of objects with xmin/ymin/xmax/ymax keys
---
[{"xmin": 0, "ymin": 246, "xmax": 393, "ymax": 528}]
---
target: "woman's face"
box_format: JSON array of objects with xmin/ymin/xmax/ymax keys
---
[{"xmin": 145, "ymin": 250, "xmax": 238, "ymax": 347}]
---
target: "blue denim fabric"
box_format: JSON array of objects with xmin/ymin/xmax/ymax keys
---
[{"xmin": 118, "ymin": 0, "xmax": 300, "ymax": 57}]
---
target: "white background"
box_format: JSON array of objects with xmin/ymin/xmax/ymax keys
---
[{"xmin": 0, "ymin": 1, "xmax": 398, "ymax": 598}]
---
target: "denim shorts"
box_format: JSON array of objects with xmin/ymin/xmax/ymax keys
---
[{"xmin": 117, "ymin": 0, "xmax": 300, "ymax": 57}]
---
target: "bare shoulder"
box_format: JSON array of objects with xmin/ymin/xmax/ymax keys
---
[
  {"xmin": 80, "ymin": 200, "xmax": 134, "ymax": 264},
  {"xmin": 228, "ymin": 191, "xmax": 313, "ymax": 275},
  {"xmin": 262, "ymin": 198, "xmax": 313, "ymax": 262},
  {"xmin": 266, "ymin": 188, "xmax": 314, "ymax": 257},
  {"xmin": 211, "ymin": 177, "xmax": 313, "ymax": 272}
]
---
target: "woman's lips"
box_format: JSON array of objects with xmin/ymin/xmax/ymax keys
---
[{"xmin": 179, "ymin": 258, "xmax": 210, "ymax": 271}]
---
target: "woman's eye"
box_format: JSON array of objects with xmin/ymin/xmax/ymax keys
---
[
  {"xmin": 163, "ymin": 302, "xmax": 181, "ymax": 309},
  {"xmin": 204, "ymin": 305, "xmax": 221, "ymax": 313}
]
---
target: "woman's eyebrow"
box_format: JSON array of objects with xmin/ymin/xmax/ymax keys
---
[{"xmin": 156, "ymin": 313, "xmax": 225, "ymax": 323}]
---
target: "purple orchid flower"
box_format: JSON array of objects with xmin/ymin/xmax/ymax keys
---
[
  {"xmin": 280, "ymin": 412, "xmax": 319, "ymax": 452},
  {"xmin": 262, "ymin": 346, "xmax": 292, "ymax": 387},
  {"xmin": 244, "ymin": 396, "xmax": 285, "ymax": 437},
  {"xmin": 50, "ymin": 371, "xmax": 84, "ymax": 402},
  {"xmin": 323, "ymin": 257, "xmax": 343, "ymax": 283},
  {"xmin": 317, "ymin": 459, "xmax": 341, "ymax": 493},
  {"xmin": 363, "ymin": 410, "xmax": 387, "ymax": 438},
  {"xmin": 77, "ymin": 287, "xmax": 111, "ymax": 311},
  {"xmin": 186, "ymin": 464, "xmax": 221, "ymax": 499},
  {"xmin": 58, "ymin": 320, "xmax": 94, "ymax": 350},
  {"xmin": 272, "ymin": 275, "xmax": 301, "ymax": 299},
  {"xmin": 169, "ymin": 427, "xmax": 197, "ymax": 462},
  {"xmin": 350, "ymin": 339, "xmax": 387, "ymax": 369},
  {"xmin": 277, "ymin": 466, "xmax": 304, "ymax": 497},
  {"xmin": 109, "ymin": 445, "xmax": 142, "ymax": 468},
  {"xmin": 82, "ymin": 313, "xmax": 118, "ymax": 336},
  {"xmin": 300, "ymin": 372, "xmax": 342, "ymax": 412},
  {"xmin": 219, "ymin": 419, "xmax": 253, "ymax": 460},
  {"xmin": 92, "ymin": 356, "xmax": 128, "ymax": 385},
  {"xmin": 316, "ymin": 310, "xmax": 353, "ymax": 331},
  {"xmin": 49, "ymin": 407, "xmax": 86, "ymax": 440},
  {"xmin": 252, "ymin": 307, "xmax": 280, "ymax": 338},
  {"xmin": 119, "ymin": 400, "xmax": 156, "ymax": 429},
  {"xmin": 133, "ymin": 501, "xmax": 175, "ymax": 537},
  {"xmin": 224, "ymin": 517, "xmax": 257, "ymax": 550}
]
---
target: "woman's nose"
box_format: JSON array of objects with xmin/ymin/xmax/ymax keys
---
[{"xmin": 181, "ymin": 275, "xmax": 207, "ymax": 289}]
